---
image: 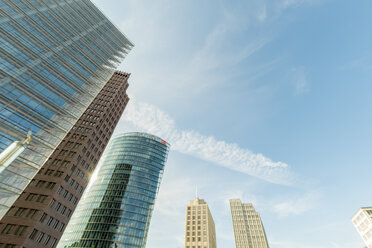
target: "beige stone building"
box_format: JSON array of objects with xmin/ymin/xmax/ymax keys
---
[
  {"xmin": 184, "ymin": 197, "xmax": 217, "ymax": 248},
  {"xmin": 230, "ymin": 199, "xmax": 269, "ymax": 248},
  {"xmin": 352, "ymin": 207, "xmax": 372, "ymax": 248}
]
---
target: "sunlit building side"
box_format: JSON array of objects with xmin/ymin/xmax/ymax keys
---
[{"xmin": 0, "ymin": 0, "xmax": 133, "ymax": 219}]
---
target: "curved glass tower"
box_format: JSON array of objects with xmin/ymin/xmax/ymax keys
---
[{"xmin": 57, "ymin": 132, "xmax": 170, "ymax": 248}]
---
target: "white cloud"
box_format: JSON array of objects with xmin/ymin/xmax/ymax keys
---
[
  {"xmin": 292, "ymin": 67, "xmax": 309, "ymax": 95},
  {"xmin": 273, "ymin": 191, "xmax": 321, "ymax": 217},
  {"xmin": 282, "ymin": 0, "xmax": 322, "ymax": 9},
  {"xmin": 120, "ymin": 98, "xmax": 293, "ymax": 185},
  {"xmin": 257, "ymin": 5, "xmax": 267, "ymax": 22}
]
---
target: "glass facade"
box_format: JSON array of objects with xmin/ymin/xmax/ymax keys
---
[
  {"xmin": 0, "ymin": 0, "xmax": 133, "ymax": 218},
  {"xmin": 57, "ymin": 133, "xmax": 170, "ymax": 248}
]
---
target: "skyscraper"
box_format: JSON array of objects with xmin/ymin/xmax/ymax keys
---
[
  {"xmin": 0, "ymin": 72, "xmax": 130, "ymax": 247},
  {"xmin": 0, "ymin": 0, "xmax": 133, "ymax": 219},
  {"xmin": 184, "ymin": 197, "xmax": 217, "ymax": 248},
  {"xmin": 352, "ymin": 207, "xmax": 372, "ymax": 247},
  {"xmin": 57, "ymin": 132, "xmax": 170, "ymax": 248},
  {"xmin": 230, "ymin": 199, "xmax": 269, "ymax": 248}
]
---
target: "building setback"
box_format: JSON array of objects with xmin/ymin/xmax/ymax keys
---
[
  {"xmin": 0, "ymin": 0, "xmax": 133, "ymax": 219},
  {"xmin": 230, "ymin": 199, "xmax": 269, "ymax": 248},
  {"xmin": 185, "ymin": 197, "xmax": 217, "ymax": 248},
  {"xmin": 57, "ymin": 132, "xmax": 170, "ymax": 248},
  {"xmin": 352, "ymin": 207, "xmax": 372, "ymax": 247},
  {"xmin": 0, "ymin": 72, "xmax": 130, "ymax": 248}
]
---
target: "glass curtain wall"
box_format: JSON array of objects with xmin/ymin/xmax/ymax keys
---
[
  {"xmin": 58, "ymin": 133, "xmax": 170, "ymax": 248},
  {"xmin": 0, "ymin": 0, "xmax": 134, "ymax": 218}
]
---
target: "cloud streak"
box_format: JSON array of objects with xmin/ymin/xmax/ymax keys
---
[
  {"xmin": 273, "ymin": 191, "xmax": 321, "ymax": 217},
  {"xmin": 122, "ymin": 99, "xmax": 293, "ymax": 185}
]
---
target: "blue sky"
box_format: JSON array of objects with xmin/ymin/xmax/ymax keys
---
[{"xmin": 92, "ymin": 0, "xmax": 372, "ymax": 247}]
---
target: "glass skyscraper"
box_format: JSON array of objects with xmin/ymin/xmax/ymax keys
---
[
  {"xmin": 0, "ymin": 0, "xmax": 133, "ymax": 218},
  {"xmin": 57, "ymin": 133, "xmax": 170, "ymax": 248}
]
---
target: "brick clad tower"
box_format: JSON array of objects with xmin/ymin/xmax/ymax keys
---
[{"xmin": 0, "ymin": 71, "xmax": 130, "ymax": 248}]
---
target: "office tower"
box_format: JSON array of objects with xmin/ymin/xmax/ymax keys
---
[
  {"xmin": 57, "ymin": 132, "xmax": 170, "ymax": 248},
  {"xmin": 352, "ymin": 207, "xmax": 372, "ymax": 247},
  {"xmin": 230, "ymin": 199, "xmax": 269, "ymax": 248},
  {"xmin": 0, "ymin": 0, "xmax": 133, "ymax": 219},
  {"xmin": 184, "ymin": 197, "xmax": 217, "ymax": 248},
  {"xmin": 0, "ymin": 72, "xmax": 130, "ymax": 248}
]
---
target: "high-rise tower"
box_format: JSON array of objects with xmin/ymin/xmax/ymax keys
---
[
  {"xmin": 230, "ymin": 199, "xmax": 269, "ymax": 248},
  {"xmin": 0, "ymin": 72, "xmax": 130, "ymax": 248},
  {"xmin": 352, "ymin": 207, "xmax": 372, "ymax": 248},
  {"xmin": 185, "ymin": 197, "xmax": 217, "ymax": 248},
  {"xmin": 0, "ymin": 0, "xmax": 133, "ymax": 219},
  {"xmin": 57, "ymin": 132, "xmax": 170, "ymax": 248}
]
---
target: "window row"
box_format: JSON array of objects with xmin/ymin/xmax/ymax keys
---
[
  {"xmin": 48, "ymin": 199, "xmax": 72, "ymax": 217},
  {"xmin": 29, "ymin": 228, "xmax": 57, "ymax": 247}
]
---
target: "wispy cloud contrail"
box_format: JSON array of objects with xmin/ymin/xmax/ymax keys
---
[{"xmin": 122, "ymin": 99, "xmax": 293, "ymax": 185}]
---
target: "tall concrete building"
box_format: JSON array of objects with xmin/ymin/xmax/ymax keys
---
[
  {"xmin": 0, "ymin": 0, "xmax": 133, "ymax": 219},
  {"xmin": 185, "ymin": 197, "xmax": 217, "ymax": 248},
  {"xmin": 0, "ymin": 72, "xmax": 130, "ymax": 248},
  {"xmin": 58, "ymin": 133, "xmax": 170, "ymax": 248},
  {"xmin": 352, "ymin": 207, "xmax": 372, "ymax": 248},
  {"xmin": 230, "ymin": 199, "xmax": 269, "ymax": 248}
]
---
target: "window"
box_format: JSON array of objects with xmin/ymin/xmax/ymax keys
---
[
  {"xmin": 46, "ymin": 182, "xmax": 56, "ymax": 189},
  {"xmin": 49, "ymin": 199, "xmax": 56, "ymax": 207},
  {"xmin": 54, "ymin": 171, "xmax": 63, "ymax": 177},
  {"xmin": 70, "ymin": 179, "xmax": 75, "ymax": 186},
  {"xmin": 64, "ymin": 174, "xmax": 70, "ymax": 182},
  {"xmin": 43, "ymin": 235, "xmax": 51, "ymax": 245},
  {"xmin": 58, "ymin": 223, "xmax": 65, "ymax": 232},
  {"xmin": 46, "ymin": 217, "xmax": 54, "ymax": 226},
  {"xmin": 66, "ymin": 209, "xmax": 71, "ymax": 217},
  {"xmin": 57, "ymin": 186, "xmax": 63, "ymax": 194},
  {"xmin": 49, "ymin": 238, "xmax": 57, "ymax": 247},
  {"xmin": 36, "ymin": 195, "xmax": 47, "ymax": 203},
  {"xmin": 14, "ymin": 208, "xmax": 26, "ymax": 217},
  {"xmin": 14, "ymin": 225, "xmax": 27, "ymax": 236},
  {"xmin": 40, "ymin": 213, "xmax": 47, "ymax": 223},
  {"xmin": 52, "ymin": 220, "xmax": 59, "ymax": 229},
  {"xmin": 51, "ymin": 159, "xmax": 61, "ymax": 165},
  {"xmin": 29, "ymin": 229, "xmax": 37, "ymax": 240},
  {"xmin": 61, "ymin": 206, "xmax": 66, "ymax": 214},
  {"xmin": 62, "ymin": 161, "xmax": 70, "ymax": 167},
  {"xmin": 36, "ymin": 232, "xmax": 44, "ymax": 243},
  {"xmin": 55, "ymin": 202, "xmax": 61, "ymax": 211},
  {"xmin": 62, "ymin": 190, "xmax": 68, "ymax": 198},
  {"xmin": 25, "ymin": 193, "xmax": 36, "ymax": 201},
  {"xmin": 26, "ymin": 209, "xmax": 38, "ymax": 219},
  {"xmin": 1, "ymin": 224, "xmax": 15, "ymax": 234},
  {"xmin": 67, "ymin": 193, "xmax": 73, "ymax": 201},
  {"xmin": 45, "ymin": 169, "xmax": 54, "ymax": 176},
  {"xmin": 73, "ymin": 197, "xmax": 78, "ymax": 205}
]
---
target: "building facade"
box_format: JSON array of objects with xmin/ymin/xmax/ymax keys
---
[
  {"xmin": 230, "ymin": 199, "xmax": 269, "ymax": 248},
  {"xmin": 0, "ymin": 0, "xmax": 133, "ymax": 219},
  {"xmin": 0, "ymin": 72, "xmax": 130, "ymax": 248},
  {"xmin": 184, "ymin": 197, "xmax": 217, "ymax": 248},
  {"xmin": 57, "ymin": 132, "xmax": 170, "ymax": 248},
  {"xmin": 352, "ymin": 207, "xmax": 372, "ymax": 248}
]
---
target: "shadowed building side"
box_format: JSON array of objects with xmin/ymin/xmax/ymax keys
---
[
  {"xmin": 0, "ymin": 72, "xmax": 130, "ymax": 248},
  {"xmin": 230, "ymin": 199, "xmax": 269, "ymax": 248}
]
